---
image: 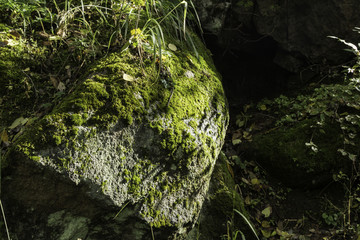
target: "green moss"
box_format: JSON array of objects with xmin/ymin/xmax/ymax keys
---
[
  {"xmin": 29, "ymin": 156, "xmax": 41, "ymax": 161},
  {"xmin": 129, "ymin": 175, "xmax": 142, "ymax": 195},
  {"xmin": 101, "ymin": 180, "xmax": 108, "ymax": 193},
  {"xmin": 53, "ymin": 135, "xmax": 62, "ymax": 146},
  {"xmin": 213, "ymin": 152, "xmax": 246, "ymax": 216},
  {"xmin": 249, "ymin": 118, "xmax": 344, "ymax": 186},
  {"xmin": 71, "ymin": 114, "xmax": 84, "ymax": 126}
]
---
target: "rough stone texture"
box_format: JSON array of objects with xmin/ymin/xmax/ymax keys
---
[
  {"xmin": 2, "ymin": 36, "xmax": 228, "ymax": 239},
  {"xmin": 196, "ymin": 0, "xmax": 360, "ymax": 72},
  {"xmin": 186, "ymin": 152, "xmax": 256, "ymax": 240},
  {"xmin": 195, "ymin": 0, "xmax": 231, "ymax": 35}
]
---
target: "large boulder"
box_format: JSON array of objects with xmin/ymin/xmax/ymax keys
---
[{"xmin": 1, "ymin": 34, "xmax": 228, "ymax": 239}]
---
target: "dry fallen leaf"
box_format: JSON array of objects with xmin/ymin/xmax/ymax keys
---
[
  {"xmin": 0, "ymin": 129, "xmax": 9, "ymax": 144},
  {"xmin": 168, "ymin": 43, "xmax": 177, "ymax": 51},
  {"xmin": 50, "ymin": 76, "xmax": 59, "ymax": 88},
  {"xmin": 123, "ymin": 73, "xmax": 134, "ymax": 81},
  {"xmin": 184, "ymin": 70, "xmax": 194, "ymax": 78},
  {"xmin": 57, "ymin": 82, "xmax": 66, "ymax": 91}
]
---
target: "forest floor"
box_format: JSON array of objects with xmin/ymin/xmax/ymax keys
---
[{"xmin": 222, "ymin": 105, "xmax": 358, "ymax": 240}]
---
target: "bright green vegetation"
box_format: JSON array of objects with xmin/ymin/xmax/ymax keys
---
[{"xmin": 250, "ymin": 75, "xmax": 360, "ymax": 186}]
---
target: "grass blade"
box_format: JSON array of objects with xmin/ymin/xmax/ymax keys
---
[
  {"xmin": 234, "ymin": 209, "xmax": 260, "ymax": 240},
  {"xmin": 0, "ymin": 200, "xmax": 10, "ymax": 240}
]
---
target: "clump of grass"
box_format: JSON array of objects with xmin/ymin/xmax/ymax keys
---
[{"xmin": 0, "ymin": 0, "xmax": 201, "ymax": 69}]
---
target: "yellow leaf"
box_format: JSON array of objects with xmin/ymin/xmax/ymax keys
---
[
  {"xmin": 0, "ymin": 130, "xmax": 9, "ymax": 144},
  {"xmin": 251, "ymin": 178, "xmax": 260, "ymax": 185},
  {"xmin": 49, "ymin": 35, "xmax": 62, "ymax": 41},
  {"xmin": 261, "ymin": 206, "xmax": 272, "ymax": 218},
  {"xmin": 259, "ymin": 104, "xmax": 267, "ymax": 111}
]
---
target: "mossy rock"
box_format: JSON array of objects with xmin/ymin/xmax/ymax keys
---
[
  {"xmin": 2, "ymin": 34, "xmax": 229, "ymax": 239},
  {"xmin": 244, "ymin": 118, "xmax": 347, "ymax": 187},
  {"xmin": 187, "ymin": 151, "xmax": 257, "ymax": 240}
]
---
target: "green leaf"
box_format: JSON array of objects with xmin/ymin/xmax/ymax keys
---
[
  {"xmin": 236, "ymin": 119, "xmax": 245, "ymax": 127},
  {"xmin": 261, "ymin": 206, "xmax": 272, "ymax": 218},
  {"xmin": 261, "ymin": 229, "xmax": 271, "ymax": 238},
  {"xmin": 259, "ymin": 104, "xmax": 267, "ymax": 111},
  {"xmin": 232, "ymin": 139, "xmax": 241, "ymax": 145},
  {"xmin": 9, "ymin": 117, "xmax": 28, "ymax": 129},
  {"xmin": 348, "ymin": 154, "xmax": 357, "ymax": 161}
]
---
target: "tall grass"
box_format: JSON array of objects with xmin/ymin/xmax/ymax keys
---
[{"xmin": 0, "ymin": 0, "xmax": 201, "ymax": 67}]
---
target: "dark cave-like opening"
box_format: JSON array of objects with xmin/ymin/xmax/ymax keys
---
[{"xmin": 203, "ymin": 33, "xmax": 291, "ymax": 107}]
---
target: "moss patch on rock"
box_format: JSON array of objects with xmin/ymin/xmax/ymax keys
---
[{"xmin": 247, "ymin": 118, "xmax": 344, "ymax": 187}]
